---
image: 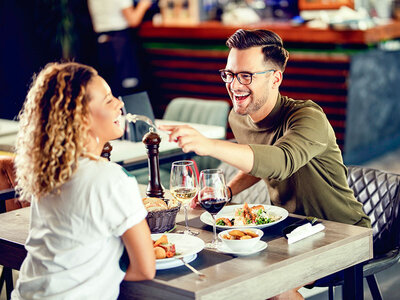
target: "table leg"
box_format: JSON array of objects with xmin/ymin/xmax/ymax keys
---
[{"xmin": 342, "ymin": 263, "xmax": 363, "ymax": 300}]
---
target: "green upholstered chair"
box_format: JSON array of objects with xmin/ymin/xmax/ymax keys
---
[{"xmin": 163, "ymin": 97, "xmax": 230, "ymax": 129}]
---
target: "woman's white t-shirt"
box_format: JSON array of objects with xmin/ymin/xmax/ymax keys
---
[{"xmin": 12, "ymin": 158, "xmax": 147, "ymax": 300}]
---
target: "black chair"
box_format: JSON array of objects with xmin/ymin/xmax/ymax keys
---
[
  {"xmin": 121, "ymin": 91, "xmax": 155, "ymax": 142},
  {"xmin": 324, "ymin": 166, "xmax": 400, "ymax": 300}
]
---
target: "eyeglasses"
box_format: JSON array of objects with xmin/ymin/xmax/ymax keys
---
[{"xmin": 219, "ymin": 69, "xmax": 276, "ymax": 85}]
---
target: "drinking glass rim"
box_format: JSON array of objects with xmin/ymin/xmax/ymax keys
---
[
  {"xmin": 172, "ymin": 160, "xmax": 194, "ymax": 166},
  {"xmin": 200, "ymin": 168, "xmax": 223, "ymax": 174}
]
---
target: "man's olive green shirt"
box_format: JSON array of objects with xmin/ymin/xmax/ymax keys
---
[{"xmin": 229, "ymin": 94, "xmax": 370, "ymax": 228}]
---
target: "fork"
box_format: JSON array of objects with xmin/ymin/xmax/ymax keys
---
[
  {"xmin": 123, "ymin": 113, "xmax": 171, "ymax": 135},
  {"xmin": 178, "ymin": 257, "xmax": 206, "ymax": 279}
]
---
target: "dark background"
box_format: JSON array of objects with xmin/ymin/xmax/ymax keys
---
[{"xmin": 0, "ymin": 0, "xmax": 158, "ymax": 120}]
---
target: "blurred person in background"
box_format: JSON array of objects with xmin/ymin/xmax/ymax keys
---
[
  {"xmin": 88, "ymin": 0, "xmax": 152, "ymax": 97},
  {"xmin": 12, "ymin": 62, "xmax": 155, "ymax": 299}
]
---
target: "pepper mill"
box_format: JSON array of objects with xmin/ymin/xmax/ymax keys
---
[
  {"xmin": 100, "ymin": 142, "xmax": 113, "ymax": 161},
  {"xmin": 142, "ymin": 128, "xmax": 164, "ymax": 198}
]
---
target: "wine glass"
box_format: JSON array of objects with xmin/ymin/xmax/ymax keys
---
[
  {"xmin": 170, "ymin": 160, "xmax": 199, "ymax": 235},
  {"xmin": 198, "ymin": 169, "xmax": 229, "ymax": 249}
]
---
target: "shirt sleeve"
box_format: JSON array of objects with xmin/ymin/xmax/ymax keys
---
[
  {"xmin": 250, "ymin": 107, "xmax": 329, "ymax": 180},
  {"xmin": 95, "ymin": 164, "xmax": 148, "ymax": 237},
  {"xmin": 119, "ymin": 0, "xmax": 133, "ymax": 10}
]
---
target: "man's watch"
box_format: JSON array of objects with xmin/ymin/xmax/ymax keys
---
[{"xmin": 227, "ymin": 186, "xmax": 233, "ymax": 202}]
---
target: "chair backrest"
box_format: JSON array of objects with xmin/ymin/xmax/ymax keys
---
[
  {"xmin": 121, "ymin": 91, "xmax": 155, "ymax": 142},
  {"xmin": 347, "ymin": 166, "xmax": 400, "ymax": 256},
  {"xmin": 163, "ymin": 97, "xmax": 230, "ymax": 129},
  {"xmin": 0, "ymin": 156, "xmax": 29, "ymax": 212}
]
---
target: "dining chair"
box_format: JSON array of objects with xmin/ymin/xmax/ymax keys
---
[
  {"xmin": 0, "ymin": 156, "xmax": 28, "ymax": 300},
  {"xmin": 120, "ymin": 91, "xmax": 155, "ymax": 142},
  {"xmin": 163, "ymin": 97, "xmax": 230, "ymax": 171},
  {"xmin": 217, "ymin": 161, "xmax": 270, "ymax": 205},
  {"xmin": 322, "ymin": 165, "xmax": 400, "ymax": 300},
  {"xmin": 163, "ymin": 97, "xmax": 230, "ymax": 129}
]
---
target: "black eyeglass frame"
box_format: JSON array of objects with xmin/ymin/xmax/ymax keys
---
[{"xmin": 219, "ymin": 69, "xmax": 276, "ymax": 85}]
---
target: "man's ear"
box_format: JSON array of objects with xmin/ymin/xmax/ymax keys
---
[{"xmin": 272, "ymin": 70, "xmax": 283, "ymax": 89}]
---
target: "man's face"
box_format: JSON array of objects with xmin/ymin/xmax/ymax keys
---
[{"xmin": 225, "ymin": 47, "xmax": 276, "ymax": 119}]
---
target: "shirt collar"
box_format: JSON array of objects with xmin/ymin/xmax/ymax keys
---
[{"xmin": 247, "ymin": 93, "xmax": 283, "ymax": 130}]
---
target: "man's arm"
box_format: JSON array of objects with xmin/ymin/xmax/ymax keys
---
[
  {"xmin": 227, "ymin": 171, "xmax": 261, "ymax": 198},
  {"xmin": 122, "ymin": 0, "xmax": 152, "ymax": 28},
  {"xmin": 159, "ymin": 124, "xmax": 254, "ymax": 173}
]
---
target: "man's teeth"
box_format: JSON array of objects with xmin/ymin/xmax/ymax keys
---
[{"xmin": 233, "ymin": 93, "xmax": 250, "ymax": 97}]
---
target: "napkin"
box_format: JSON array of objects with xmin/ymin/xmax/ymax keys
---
[{"xmin": 285, "ymin": 222, "xmax": 325, "ymax": 244}]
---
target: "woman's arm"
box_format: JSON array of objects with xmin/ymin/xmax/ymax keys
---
[{"xmin": 122, "ymin": 219, "xmax": 156, "ymax": 281}]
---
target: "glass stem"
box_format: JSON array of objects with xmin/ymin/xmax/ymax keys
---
[
  {"xmin": 184, "ymin": 204, "xmax": 190, "ymax": 231},
  {"xmin": 212, "ymin": 214, "xmax": 217, "ymax": 244}
]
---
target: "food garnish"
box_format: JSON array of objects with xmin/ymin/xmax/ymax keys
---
[{"xmin": 153, "ymin": 234, "xmax": 176, "ymax": 259}]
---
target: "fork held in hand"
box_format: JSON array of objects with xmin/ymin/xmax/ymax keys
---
[{"xmin": 178, "ymin": 257, "xmax": 206, "ymax": 279}]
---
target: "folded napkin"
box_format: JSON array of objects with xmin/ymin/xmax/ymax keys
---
[{"xmin": 286, "ymin": 222, "xmax": 325, "ymax": 244}]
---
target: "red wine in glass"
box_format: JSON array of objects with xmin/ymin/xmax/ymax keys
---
[{"xmin": 200, "ymin": 198, "xmax": 228, "ymax": 215}]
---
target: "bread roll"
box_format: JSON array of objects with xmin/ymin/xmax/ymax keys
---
[
  {"xmin": 154, "ymin": 246, "xmax": 166, "ymax": 259},
  {"xmin": 142, "ymin": 197, "xmax": 168, "ymax": 212}
]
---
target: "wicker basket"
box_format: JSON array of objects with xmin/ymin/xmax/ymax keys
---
[{"xmin": 146, "ymin": 200, "xmax": 181, "ymax": 233}]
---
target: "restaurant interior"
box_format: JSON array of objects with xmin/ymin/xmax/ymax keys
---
[{"xmin": 1, "ymin": 0, "xmax": 400, "ymax": 299}]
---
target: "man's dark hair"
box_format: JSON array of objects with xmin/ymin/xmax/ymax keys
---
[{"xmin": 226, "ymin": 29, "xmax": 289, "ymax": 71}]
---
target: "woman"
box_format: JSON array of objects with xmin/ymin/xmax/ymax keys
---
[{"xmin": 12, "ymin": 62, "xmax": 155, "ymax": 299}]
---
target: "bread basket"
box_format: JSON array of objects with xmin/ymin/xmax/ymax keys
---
[{"xmin": 146, "ymin": 199, "xmax": 181, "ymax": 233}]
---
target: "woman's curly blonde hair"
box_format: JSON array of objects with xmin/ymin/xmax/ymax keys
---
[{"xmin": 15, "ymin": 62, "xmax": 98, "ymax": 201}]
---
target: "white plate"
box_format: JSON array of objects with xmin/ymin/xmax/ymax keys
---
[
  {"xmin": 217, "ymin": 241, "xmax": 268, "ymax": 256},
  {"xmin": 156, "ymin": 254, "xmax": 197, "ymax": 270},
  {"xmin": 152, "ymin": 233, "xmax": 205, "ymax": 269},
  {"xmin": 200, "ymin": 204, "xmax": 289, "ymax": 230}
]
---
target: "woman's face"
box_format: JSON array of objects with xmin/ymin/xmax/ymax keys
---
[{"xmin": 86, "ymin": 76, "xmax": 124, "ymax": 144}]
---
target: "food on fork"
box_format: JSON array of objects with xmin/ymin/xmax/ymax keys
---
[{"xmin": 153, "ymin": 235, "xmax": 176, "ymax": 259}]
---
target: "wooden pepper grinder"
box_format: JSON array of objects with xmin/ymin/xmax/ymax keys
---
[
  {"xmin": 100, "ymin": 142, "xmax": 113, "ymax": 161},
  {"xmin": 142, "ymin": 128, "xmax": 164, "ymax": 198}
]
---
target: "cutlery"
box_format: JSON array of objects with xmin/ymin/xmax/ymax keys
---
[
  {"xmin": 178, "ymin": 257, "xmax": 206, "ymax": 279},
  {"xmin": 122, "ymin": 113, "xmax": 171, "ymax": 135}
]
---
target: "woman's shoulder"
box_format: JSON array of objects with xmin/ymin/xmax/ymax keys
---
[{"xmin": 76, "ymin": 158, "xmax": 128, "ymax": 181}]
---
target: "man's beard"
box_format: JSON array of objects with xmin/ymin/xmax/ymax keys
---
[{"xmin": 233, "ymin": 94, "xmax": 268, "ymax": 116}]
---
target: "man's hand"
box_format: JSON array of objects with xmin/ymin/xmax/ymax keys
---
[{"xmin": 159, "ymin": 125, "xmax": 215, "ymax": 156}]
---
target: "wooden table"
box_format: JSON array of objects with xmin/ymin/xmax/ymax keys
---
[{"xmin": 0, "ymin": 204, "xmax": 372, "ymax": 299}]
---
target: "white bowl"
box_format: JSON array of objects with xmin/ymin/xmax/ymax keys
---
[{"xmin": 218, "ymin": 228, "xmax": 264, "ymax": 252}]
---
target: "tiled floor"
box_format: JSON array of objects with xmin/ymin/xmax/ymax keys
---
[{"xmin": 2, "ymin": 148, "xmax": 400, "ymax": 300}]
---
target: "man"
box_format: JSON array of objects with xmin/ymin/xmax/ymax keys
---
[{"xmin": 160, "ymin": 29, "xmax": 370, "ymax": 298}]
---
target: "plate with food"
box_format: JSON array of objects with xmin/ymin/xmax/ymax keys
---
[
  {"xmin": 200, "ymin": 202, "xmax": 289, "ymax": 230},
  {"xmin": 152, "ymin": 233, "xmax": 205, "ymax": 270}
]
